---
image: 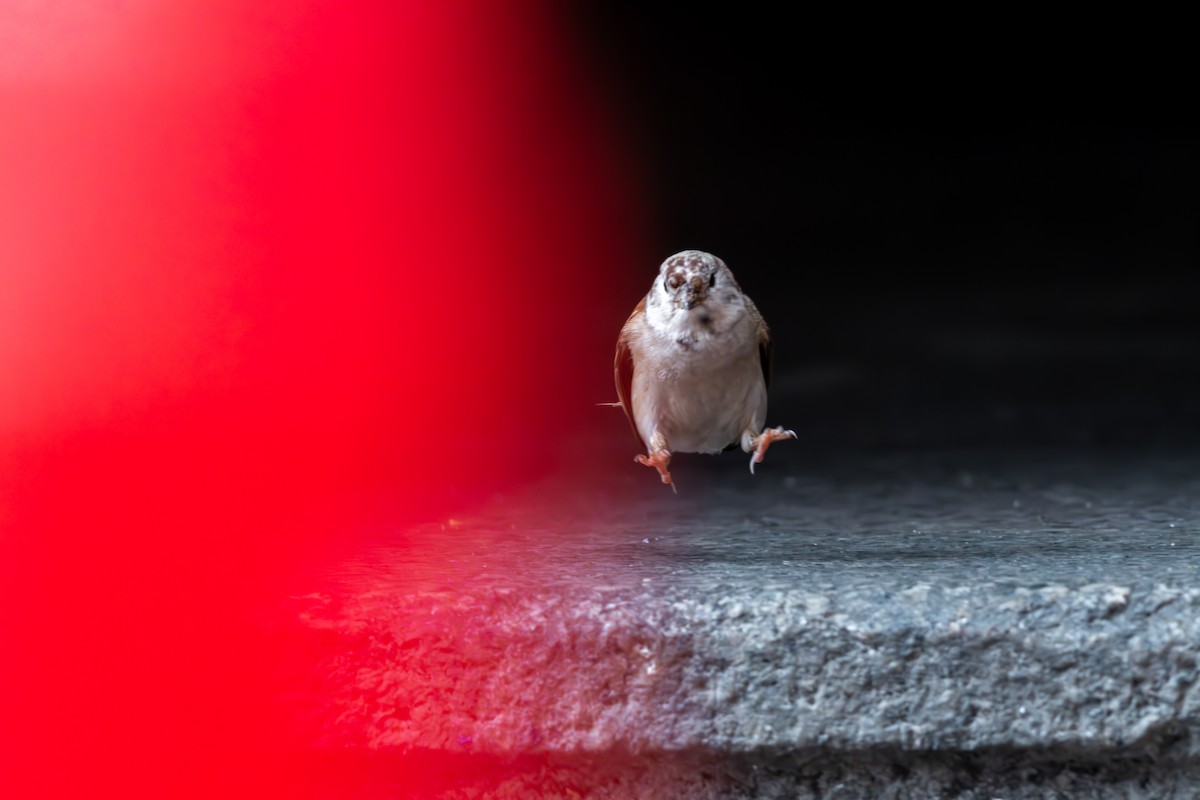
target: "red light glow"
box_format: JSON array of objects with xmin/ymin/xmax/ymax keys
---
[{"xmin": 0, "ymin": 2, "xmax": 643, "ymax": 796}]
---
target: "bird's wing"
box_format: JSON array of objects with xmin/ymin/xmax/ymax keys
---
[
  {"xmin": 749, "ymin": 298, "xmax": 773, "ymax": 390},
  {"xmin": 614, "ymin": 298, "xmax": 647, "ymax": 449}
]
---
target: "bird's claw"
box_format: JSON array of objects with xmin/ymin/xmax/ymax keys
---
[
  {"xmin": 748, "ymin": 427, "xmax": 798, "ymax": 474},
  {"xmin": 635, "ymin": 449, "xmax": 675, "ymax": 491}
]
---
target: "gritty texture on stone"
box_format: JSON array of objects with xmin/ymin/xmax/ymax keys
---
[{"xmin": 271, "ymin": 449, "xmax": 1200, "ymax": 797}]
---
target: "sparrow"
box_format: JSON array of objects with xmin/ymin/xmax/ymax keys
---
[{"xmin": 613, "ymin": 250, "xmax": 796, "ymax": 489}]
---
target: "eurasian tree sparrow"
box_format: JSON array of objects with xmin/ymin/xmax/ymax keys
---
[{"xmin": 614, "ymin": 250, "xmax": 796, "ymax": 489}]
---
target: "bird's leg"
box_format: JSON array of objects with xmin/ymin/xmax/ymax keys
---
[
  {"xmin": 635, "ymin": 447, "xmax": 675, "ymax": 492},
  {"xmin": 745, "ymin": 426, "xmax": 797, "ymax": 474}
]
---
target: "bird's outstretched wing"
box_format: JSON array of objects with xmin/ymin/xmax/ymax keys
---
[
  {"xmin": 749, "ymin": 298, "xmax": 773, "ymax": 390},
  {"xmin": 613, "ymin": 298, "xmax": 647, "ymax": 449}
]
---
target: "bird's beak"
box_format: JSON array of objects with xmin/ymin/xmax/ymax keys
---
[{"xmin": 681, "ymin": 278, "xmax": 705, "ymax": 310}]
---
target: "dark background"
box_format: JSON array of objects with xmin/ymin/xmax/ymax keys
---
[{"xmin": 570, "ymin": 8, "xmax": 1199, "ymax": 453}]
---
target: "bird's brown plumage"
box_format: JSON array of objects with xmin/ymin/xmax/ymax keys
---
[{"xmin": 614, "ymin": 295, "xmax": 645, "ymax": 449}]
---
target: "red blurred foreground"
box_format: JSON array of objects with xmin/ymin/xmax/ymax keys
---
[{"xmin": 0, "ymin": 2, "xmax": 641, "ymax": 796}]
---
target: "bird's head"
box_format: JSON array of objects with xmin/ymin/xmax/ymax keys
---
[{"xmin": 657, "ymin": 250, "xmax": 736, "ymax": 312}]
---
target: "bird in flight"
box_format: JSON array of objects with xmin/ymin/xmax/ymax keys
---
[{"xmin": 613, "ymin": 250, "xmax": 796, "ymax": 489}]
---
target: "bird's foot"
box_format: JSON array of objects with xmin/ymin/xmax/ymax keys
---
[
  {"xmin": 748, "ymin": 427, "xmax": 797, "ymax": 474},
  {"xmin": 635, "ymin": 449, "xmax": 676, "ymax": 492}
]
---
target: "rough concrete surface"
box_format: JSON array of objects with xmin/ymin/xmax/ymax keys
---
[{"xmin": 268, "ymin": 447, "xmax": 1200, "ymax": 798}]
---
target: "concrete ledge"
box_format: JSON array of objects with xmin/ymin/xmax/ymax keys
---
[{"xmin": 272, "ymin": 449, "xmax": 1200, "ymax": 797}]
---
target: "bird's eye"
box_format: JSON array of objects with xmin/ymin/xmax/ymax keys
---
[
  {"xmin": 667, "ymin": 276, "xmax": 682, "ymax": 290},
  {"xmin": 708, "ymin": 274, "xmax": 716, "ymax": 289}
]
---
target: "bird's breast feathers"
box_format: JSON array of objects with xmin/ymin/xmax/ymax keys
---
[{"xmin": 627, "ymin": 306, "xmax": 767, "ymax": 453}]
